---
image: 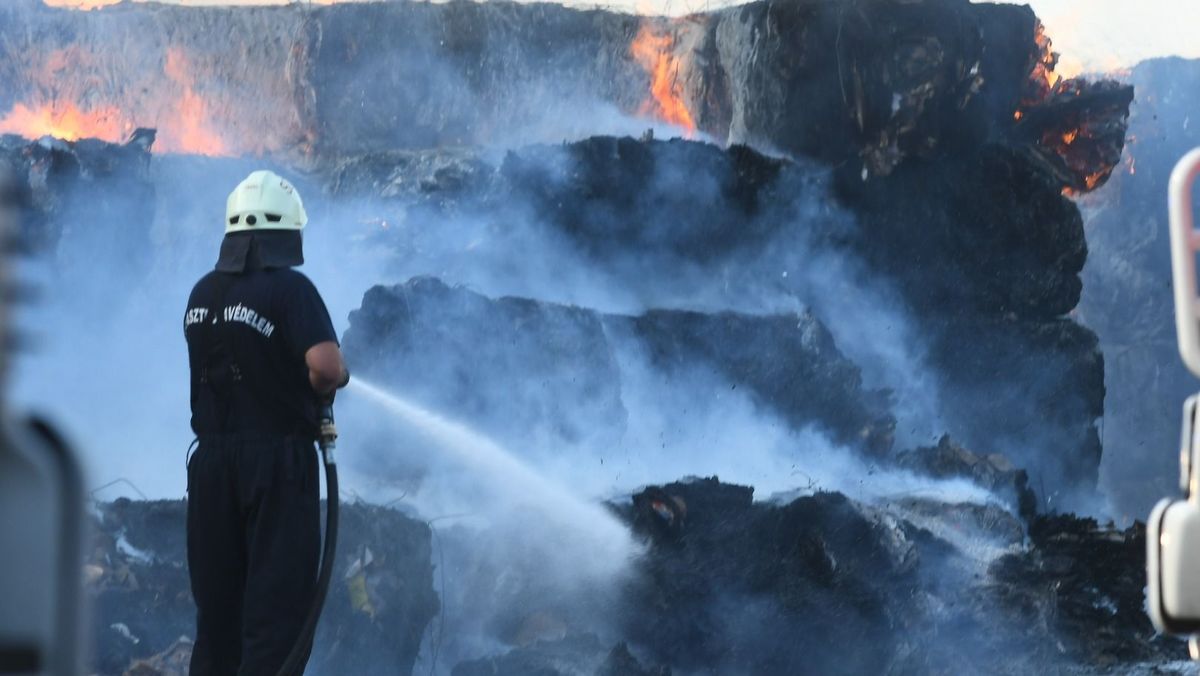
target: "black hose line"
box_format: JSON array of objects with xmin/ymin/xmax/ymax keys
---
[{"xmin": 276, "ymin": 450, "xmax": 339, "ymax": 676}]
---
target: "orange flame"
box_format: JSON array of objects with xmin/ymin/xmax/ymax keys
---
[
  {"xmin": 0, "ymin": 47, "xmax": 230, "ymax": 156},
  {"xmin": 1062, "ymin": 172, "xmax": 1106, "ymax": 197},
  {"xmin": 630, "ymin": 24, "xmax": 696, "ymax": 136},
  {"xmin": 0, "ymin": 102, "xmax": 128, "ymax": 142},
  {"xmin": 1032, "ymin": 22, "xmax": 1062, "ymax": 94},
  {"xmin": 159, "ymin": 48, "xmax": 228, "ymax": 156}
]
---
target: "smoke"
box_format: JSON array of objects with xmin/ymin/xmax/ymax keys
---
[
  {"xmin": 333, "ymin": 303, "xmax": 996, "ymax": 673},
  {"xmin": 601, "ymin": 330, "xmax": 985, "ymax": 504},
  {"xmin": 8, "ymin": 131, "xmax": 1001, "ymax": 668},
  {"xmin": 3, "ymin": 25, "xmax": 716, "ymax": 530},
  {"xmin": 0, "ymin": 16, "xmax": 1054, "ymax": 674},
  {"xmin": 316, "ymin": 141, "xmax": 1013, "ymax": 670},
  {"xmin": 329, "ymin": 141, "xmax": 951, "ymax": 451},
  {"xmin": 2, "ymin": 0, "xmax": 1110, "ymax": 514}
]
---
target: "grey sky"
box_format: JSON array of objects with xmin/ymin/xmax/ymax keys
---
[{"xmin": 1022, "ymin": 0, "xmax": 1200, "ymax": 75}]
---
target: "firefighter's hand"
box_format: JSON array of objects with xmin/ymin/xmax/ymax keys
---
[{"xmin": 316, "ymin": 370, "xmax": 349, "ymax": 407}]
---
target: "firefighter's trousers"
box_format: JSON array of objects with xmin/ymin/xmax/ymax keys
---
[{"xmin": 186, "ymin": 435, "xmax": 320, "ymax": 676}]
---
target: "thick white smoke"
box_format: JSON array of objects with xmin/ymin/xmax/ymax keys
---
[{"xmin": 6, "ymin": 67, "xmax": 1009, "ymax": 676}]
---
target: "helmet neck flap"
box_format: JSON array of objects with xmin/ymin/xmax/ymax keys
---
[{"xmin": 215, "ymin": 230, "xmax": 303, "ymax": 273}]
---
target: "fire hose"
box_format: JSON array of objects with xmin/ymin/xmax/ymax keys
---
[{"xmin": 276, "ymin": 399, "xmax": 340, "ymax": 676}]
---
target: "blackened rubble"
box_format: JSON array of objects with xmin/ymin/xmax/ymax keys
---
[
  {"xmin": 0, "ymin": 0, "xmax": 1123, "ymax": 506},
  {"xmin": 336, "ymin": 134, "xmax": 1107, "ymax": 505},
  {"xmin": 90, "ymin": 483, "xmax": 1177, "ymax": 676},
  {"xmin": 991, "ymin": 515, "xmax": 1184, "ymax": 667},
  {"xmin": 307, "ymin": 3, "xmax": 1130, "ymax": 510},
  {"xmin": 88, "ymin": 500, "xmax": 193, "ymax": 676},
  {"xmin": 1016, "ymin": 80, "xmax": 1135, "ymax": 194},
  {"xmin": 335, "ymin": 278, "xmax": 1159, "ymax": 672},
  {"xmin": 429, "ymin": 477, "xmax": 1170, "ymax": 675},
  {"xmin": 621, "ymin": 480, "xmax": 928, "ymax": 675},
  {"xmin": 23, "ymin": 119, "xmax": 1129, "ymax": 676},
  {"xmin": 342, "ymin": 277, "xmax": 894, "ymax": 456},
  {"xmin": 86, "ymin": 500, "xmax": 438, "ymax": 676},
  {"xmin": 0, "ymin": 0, "xmax": 1152, "ymax": 673},
  {"xmin": 617, "ymin": 480, "xmax": 1182, "ymax": 674},
  {"xmin": 0, "ymin": 132, "xmax": 153, "ymax": 255},
  {"xmin": 897, "ymin": 435, "xmax": 1037, "ymax": 521}
]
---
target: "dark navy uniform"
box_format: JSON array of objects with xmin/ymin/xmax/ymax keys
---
[{"xmin": 184, "ymin": 267, "xmax": 337, "ymax": 676}]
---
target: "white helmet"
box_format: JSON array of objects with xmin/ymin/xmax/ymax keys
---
[{"xmin": 225, "ymin": 170, "xmax": 308, "ymax": 234}]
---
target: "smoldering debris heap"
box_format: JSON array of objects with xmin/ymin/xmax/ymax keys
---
[
  {"xmin": 340, "ymin": 280, "xmax": 1173, "ymax": 673},
  {"xmin": 87, "ymin": 499, "xmax": 438, "ymax": 676},
  {"xmin": 0, "ymin": 132, "xmax": 154, "ymax": 257},
  {"xmin": 343, "ymin": 277, "xmax": 894, "ymax": 457},
  {"xmin": 0, "ymin": 0, "xmax": 1163, "ymax": 673},
  {"xmin": 86, "ymin": 481, "xmax": 1178, "ymax": 676},
  {"xmin": 896, "ymin": 435, "xmax": 1038, "ymax": 521},
  {"xmin": 3, "ymin": 0, "xmax": 1128, "ymax": 506},
  {"xmin": 337, "ymin": 133, "xmax": 1112, "ymax": 508},
  {"xmin": 990, "ymin": 514, "xmax": 1171, "ymax": 668},
  {"xmin": 612, "ymin": 479, "xmax": 1176, "ymax": 674}
]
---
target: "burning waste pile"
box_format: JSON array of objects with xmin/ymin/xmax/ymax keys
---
[{"xmin": 0, "ymin": 0, "xmax": 1180, "ymax": 673}]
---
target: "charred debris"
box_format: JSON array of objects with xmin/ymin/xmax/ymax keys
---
[
  {"xmin": 86, "ymin": 499, "xmax": 438, "ymax": 676},
  {"xmin": 87, "ymin": 478, "xmax": 1171, "ymax": 675},
  {"xmin": 0, "ymin": 0, "xmax": 1157, "ymax": 673}
]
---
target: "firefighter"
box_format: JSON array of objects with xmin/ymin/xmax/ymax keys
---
[{"xmin": 183, "ymin": 170, "xmax": 348, "ymax": 675}]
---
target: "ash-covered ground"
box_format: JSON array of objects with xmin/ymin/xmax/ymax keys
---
[{"xmin": 0, "ymin": 0, "xmax": 1189, "ymax": 674}]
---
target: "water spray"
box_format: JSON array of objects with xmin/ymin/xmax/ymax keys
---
[{"xmin": 346, "ymin": 378, "xmax": 636, "ymax": 564}]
